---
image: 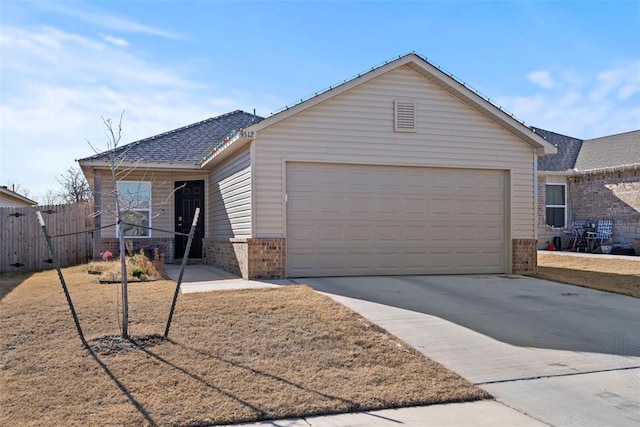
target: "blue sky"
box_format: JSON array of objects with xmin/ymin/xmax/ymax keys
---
[{"xmin": 1, "ymin": 0, "xmax": 639, "ymax": 201}]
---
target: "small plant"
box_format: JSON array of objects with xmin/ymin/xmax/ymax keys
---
[{"xmin": 90, "ymin": 249, "xmax": 165, "ymax": 282}]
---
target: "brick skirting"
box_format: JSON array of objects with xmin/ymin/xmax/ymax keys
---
[
  {"xmin": 206, "ymin": 237, "xmax": 536, "ymax": 277},
  {"xmin": 512, "ymin": 238, "xmax": 537, "ymax": 274},
  {"xmin": 204, "ymin": 238, "xmax": 286, "ymax": 279},
  {"xmin": 101, "ymin": 237, "xmax": 175, "ymax": 261}
]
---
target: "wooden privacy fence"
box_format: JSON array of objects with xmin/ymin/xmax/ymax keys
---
[{"xmin": 0, "ymin": 203, "xmax": 94, "ymax": 273}]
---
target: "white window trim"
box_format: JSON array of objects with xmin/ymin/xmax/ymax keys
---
[
  {"xmin": 116, "ymin": 181, "xmax": 152, "ymax": 238},
  {"xmin": 545, "ymin": 183, "xmax": 567, "ymax": 228}
]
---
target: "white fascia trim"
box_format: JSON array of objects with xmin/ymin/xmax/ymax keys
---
[
  {"xmin": 408, "ymin": 63, "xmax": 557, "ymax": 155},
  {"xmin": 78, "ymin": 160, "xmax": 201, "ymax": 170},
  {"xmin": 199, "ymin": 133, "xmax": 254, "ymax": 168},
  {"xmin": 538, "ymin": 170, "xmax": 577, "ymax": 176}
]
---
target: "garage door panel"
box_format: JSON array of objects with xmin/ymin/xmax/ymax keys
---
[
  {"xmin": 480, "ymin": 200, "xmax": 504, "ymax": 217},
  {"xmin": 345, "ymin": 224, "xmax": 374, "ymax": 242},
  {"xmin": 286, "ymin": 163, "xmax": 506, "ymax": 277},
  {"xmin": 348, "ymin": 197, "xmax": 372, "ymax": 214},
  {"xmin": 430, "ymin": 198, "xmax": 456, "ymax": 216}
]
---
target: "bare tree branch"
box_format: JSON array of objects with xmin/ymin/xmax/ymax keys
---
[{"xmin": 55, "ymin": 166, "xmax": 93, "ymax": 204}]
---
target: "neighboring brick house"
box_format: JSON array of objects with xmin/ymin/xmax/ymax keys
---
[{"xmin": 534, "ymin": 128, "xmax": 640, "ymax": 249}]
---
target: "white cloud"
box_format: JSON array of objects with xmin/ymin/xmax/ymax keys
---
[
  {"xmin": 43, "ymin": 2, "xmax": 186, "ymax": 40},
  {"xmin": 102, "ymin": 34, "xmax": 130, "ymax": 47},
  {"xmin": 0, "ymin": 25, "xmax": 276, "ymax": 202},
  {"xmin": 526, "ymin": 70, "xmax": 556, "ymax": 89},
  {"xmin": 497, "ymin": 61, "xmax": 640, "ymax": 139}
]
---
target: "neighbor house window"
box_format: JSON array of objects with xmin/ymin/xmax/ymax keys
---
[
  {"xmin": 117, "ymin": 181, "xmax": 151, "ymax": 237},
  {"xmin": 545, "ymin": 184, "xmax": 566, "ymax": 228}
]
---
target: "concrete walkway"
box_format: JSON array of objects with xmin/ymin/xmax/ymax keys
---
[
  {"xmin": 538, "ymin": 249, "xmax": 640, "ymax": 261},
  {"xmin": 165, "ymin": 265, "xmax": 640, "ymax": 426}
]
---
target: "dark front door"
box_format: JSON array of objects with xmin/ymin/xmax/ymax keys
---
[{"xmin": 175, "ymin": 180, "xmax": 205, "ymax": 259}]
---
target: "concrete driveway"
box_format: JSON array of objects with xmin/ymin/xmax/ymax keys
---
[{"xmin": 294, "ymin": 275, "xmax": 640, "ymax": 426}]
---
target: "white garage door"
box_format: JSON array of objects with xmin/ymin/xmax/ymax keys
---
[{"xmin": 286, "ymin": 162, "xmax": 506, "ymax": 277}]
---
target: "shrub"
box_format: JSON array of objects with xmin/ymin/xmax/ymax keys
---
[{"xmin": 90, "ymin": 249, "xmax": 165, "ymax": 282}]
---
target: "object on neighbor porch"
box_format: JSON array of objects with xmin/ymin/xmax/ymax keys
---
[
  {"xmin": 586, "ymin": 219, "xmax": 613, "ymax": 250},
  {"xmin": 612, "ymin": 243, "xmax": 635, "ymax": 256},
  {"xmin": 563, "ymin": 219, "xmax": 587, "ymax": 250},
  {"xmin": 546, "ymin": 241, "xmax": 556, "ymax": 251},
  {"xmin": 581, "ymin": 223, "xmax": 598, "ymax": 252},
  {"xmin": 600, "ymin": 245, "xmax": 613, "ymax": 254},
  {"xmin": 634, "ymin": 239, "xmax": 640, "ymax": 256},
  {"xmin": 553, "ymin": 236, "xmax": 562, "ymax": 251}
]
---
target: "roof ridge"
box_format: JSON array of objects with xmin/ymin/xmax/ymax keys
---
[
  {"xmin": 584, "ymin": 128, "xmax": 640, "ymax": 142},
  {"xmin": 119, "ymin": 110, "xmax": 252, "ymax": 147},
  {"xmin": 531, "ymin": 126, "xmax": 582, "ymax": 141}
]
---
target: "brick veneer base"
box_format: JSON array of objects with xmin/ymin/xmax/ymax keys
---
[
  {"xmin": 204, "ymin": 238, "xmax": 286, "ymax": 279},
  {"xmin": 101, "ymin": 237, "xmax": 174, "ymax": 261},
  {"xmin": 512, "ymin": 238, "xmax": 537, "ymax": 274},
  {"xmin": 206, "ymin": 237, "xmax": 534, "ymax": 278}
]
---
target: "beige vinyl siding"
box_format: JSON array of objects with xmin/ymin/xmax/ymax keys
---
[
  {"xmin": 0, "ymin": 196, "xmax": 29, "ymax": 207},
  {"xmin": 210, "ymin": 145, "xmax": 252, "ymax": 238},
  {"xmin": 254, "ymin": 65, "xmax": 536, "ymax": 239},
  {"xmin": 98, "ymin": 169, "xmax": 207, "ymax": 238}
]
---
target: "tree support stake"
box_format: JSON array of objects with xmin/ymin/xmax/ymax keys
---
[
  {"xmin": 164, "ymin": 207, "xmax": 200, "ymax": 338},
  {"xmin": 37, "ymin": 211, "xmax": 87, "ymax": 347}
]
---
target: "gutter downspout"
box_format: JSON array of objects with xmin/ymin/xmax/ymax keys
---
[
  {"xmin": 92, "ymin": 169, "xmax": 102, "ymax": 260},
  {"xmin": 533, "ymin": 148, "xmax": 540, "ymax": 244}
]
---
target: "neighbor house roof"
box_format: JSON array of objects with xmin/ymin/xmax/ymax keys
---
[
  {"xmin": 78, "ymin": 110, "xmax": 261, "ymax": 168},
  {"xmin": 536, "ymin": 128, "xmax": 640, "ymax": 173},
  {"xmin": 0, "ymin": 186, "xmax": 37, "ymax": 207},
  {"xmin": 575, "ymin": 129, "xmax": 640, "ymax": 171},
  {"xmin": 533, "ymin": 127, "xmax": 583, "ymax": 172}
]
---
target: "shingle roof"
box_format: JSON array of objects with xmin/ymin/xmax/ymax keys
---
[
  {"xmin": 78, "ymin": 110, "xmax": 262, "ymax": 165},
  {"xmin": 533, "ymin": 127, "xmax": 583, "ymax": 171},
  {"xmin": 575, "ymin": 130, "xmax": 640, "ymax": 171}
]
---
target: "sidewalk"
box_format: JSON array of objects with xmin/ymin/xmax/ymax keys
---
[{"xmin": 538, "ymin": 249, "xmax": 640, "ymax": 261}]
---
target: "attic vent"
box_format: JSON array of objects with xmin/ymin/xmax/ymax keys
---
[{"xmin": 394, "ymin": 100, "xmax": 416, "ymax": 132}]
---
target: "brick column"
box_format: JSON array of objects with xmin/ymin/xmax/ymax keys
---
[
  {"xmin": 204, "ymin": 237, "xmax": 286, "ymax": 279},
  {"xmin": 247, "ymin": 238, "xmax": 286, "ymax": 279},
  {"xmin": 512, "ymin": 238, "xmax": 537, "ymax": 274}
]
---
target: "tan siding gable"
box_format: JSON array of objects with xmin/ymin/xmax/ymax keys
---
[
  {"xmin": 210, "ymin": 145, "xmax": 252, "ymax": 238},
  {"xmin": 254, "ymin": 65, "xmax": 536, "ymax": 239}
]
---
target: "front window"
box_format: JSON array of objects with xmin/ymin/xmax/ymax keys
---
[
  {"xmin": 117, "ymin": 181, "xmax": 151, "ymax": 237},
  {"xmin": 545, "ymin": 184, "xmax": 566, "ymax": 228}
]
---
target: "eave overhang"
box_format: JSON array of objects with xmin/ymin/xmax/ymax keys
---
[{"xmin": 199, "ymin": 130, "xmax": 255, "ymax": 169}]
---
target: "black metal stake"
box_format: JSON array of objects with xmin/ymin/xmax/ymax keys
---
[
  {"xmin": 37, "ymin": 212, "xmax": 87, "ymax": 347},
  {"xmin": 164, "ymin": 207, "xmax": 200, "ymax": 338}
]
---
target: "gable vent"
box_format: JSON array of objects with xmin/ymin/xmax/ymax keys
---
[{"xmin": 394, "ymin": 100, "xmax": 416, "ymax": 132}]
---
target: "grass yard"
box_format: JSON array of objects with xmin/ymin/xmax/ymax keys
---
[
  {"xmin": 0, "ymin": 266, "xmax": 489, "ymax": 426},
  {"xmin": 536, "ymin": 252, "xmax": 640, "ymax": 298}
]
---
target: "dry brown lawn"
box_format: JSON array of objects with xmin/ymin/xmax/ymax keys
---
[
  {"xmin": 536, "ymin": 252, "xmax": 640, "ymax": 298},
  {"xmin": 1, "ymin": 266, "xmax": 489, "ymax": 426}
]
